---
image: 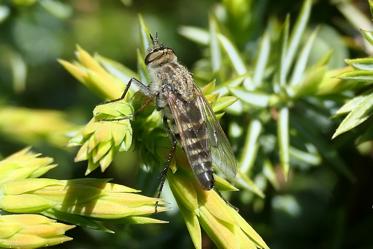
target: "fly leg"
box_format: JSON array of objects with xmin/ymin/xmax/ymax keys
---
[
  {"xmin": 99, "ymin": 77, "xmax": 151, "ymax": 104},
  {"xmin": 155, "ymin": 117, "xmax": 177, "ymax": 213},
  {"xmin": 98, "ymin": 77, "xmax": 152, "ymax": 122}
]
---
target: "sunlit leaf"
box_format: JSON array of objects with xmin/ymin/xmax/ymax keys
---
[
  {"xmin": 230, "ymin": 88, "xmax": 270, "ymax": 107},
  {"xmin": 361, "ymin": 29, "xmax": 373, "ymax": 46},
  {"xmin": 95, "ymin": 54, "xmax": 138, "ymax": 84},
  {"xmin": 335, "ymin": 95, "xmax": 369, "ymax": 115},
  {"xmin": 138, "ymin": 14, "xmax": 152, "ymax": 55},
  {"xmin": 339, "ymin": 70, "xmax": 373, "ymax": 82},
  {"xmin": 291, "ymin": 65, "xmax": 326, "ymax": 98},
  {"xmin": 289, "ymin": 146, "xmax": 321, "ymax": 166},
  {"xmin": 345, "ymin": 58, "xmax": 373, "ymax": 71},
  {"xmin": 39, "ymin": 0, "xmax": 72, "ymax": 19},
  {"xmin": 179, "ymin": 26, "xmax": 209, "ymax": 45},
  {"xmin": 209, "ymin": 15, "xmax": 221, "ymax": 73},
  {"xmin": 0, "ymin": 5, "xmax": 10, "ymax": 23},
  {"xmin": 179, "ymin": 207, "xmax": 202, "ymax": 249},
  {"xmin": 239, "ymin": 119, "xmax": 262, "ymax": 174},
  {"xmin": 253, "ymin": 31, "xmax": 271, "ymax": 89},
  {"xmin": 214, "ymin": 175, "xmax": 239, "ymax": 192},
  {"xmin": 236, "ymin": 171, "xmax": 265, "ymax": 198},
  {"xmin": 137, "ymin": 49, "xmax": 151, "ymax": 84},
  {"xmin": 212, "ymin": 96, "xmax": 237, "ymax": 113},
  {"xmin": 218, "ymin": 33, "xmax": 246, "ymax": 75},
  {"xmin": 332, "ymin": 92, "xmax": 373, "ymax": 138},
  {"xmin": 284, "ymin": 0, "xmax": 312, "ymax": 78},
  {"xmin": 279, "ymin": 15, "xmax": 290, "ymax": 86},
  {"xmin": 290, "ymin": 27, "xmax": 319, "ymax": 85},
  {"xmin": 277, "ymin": 108, "xmax": 290, "ymax": 178}
]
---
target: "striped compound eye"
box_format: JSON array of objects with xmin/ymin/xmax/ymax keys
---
[
  {"xmin": 145, "ymin": 49, "xmax": 165, "ymax": 65},
  {"xmin": 145, "ymin": 48, "xmax": 176, "ymax": 66}
]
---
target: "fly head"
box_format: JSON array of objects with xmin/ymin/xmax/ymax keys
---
[{"xmin": 145, "ymin": 33, "xmax": 177, "ymax": 68}]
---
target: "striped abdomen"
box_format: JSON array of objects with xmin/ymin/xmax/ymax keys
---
[{"xmin": 171, "ymin": 98, "xmax": 214, "ymax": 190}]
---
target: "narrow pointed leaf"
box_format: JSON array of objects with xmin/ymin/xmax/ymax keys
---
[
  {"xmin": 290, "ymin": 27, "xmax": 319, "ymax": 85},
  {"xmin": 289, "ymin": 146, "xmax": 321, "ymax": 165},
  {"xmin": 218, "ymin": 34, "xmax": 246, "ymax": 75},
  {"xmin": 214, "ymin": 73, "xmax": 249, "ymax": 95},
  {"xmin": 253, "ymin": 31, "xmax": 271, "ymax": 89},
  {"xmin": 284, "ymin": 0, "xmax": 312, "ymax": 80},
  {"xmin": 179, "ymin": 207, "xmax": 202, "ymax": 249},
  {"xmin": 338, "ymin": 1, "xmax": 373, "ymax": 31},
  {"xmin": 138, "ymin": 14, "xmax": 152, "ymax": 55},
  {"xmin": 230, "ymin": 88, "xmax": 270, "ymax": 107},
  {"xmin": 232, "ymin": 209, "xmax": 270, "ymax": 249},
  {"xmin": 209, "ymin": 16, "xmax": 221, "ymax": 73},
  {"xmin": 332, "ymin": 92, "xmax": 373, "ymax": 138},
  {"xmin": 291, "ymin": 65, "xmax": 326, "ymax": 98},
  {"xmin": 137, "ymin": 49, "xmax": 151, "ymax": 84},
  {"xmin": 240, "ymin": 119, "xmax": 262, "ymax": 174},
  {"xmin": 214, "ymin": 175, "xmax": 239, "ymax": 191},
  {"xmin": 279, "ymin": 15, "xmax": 290, "ymax": 87},
  {"xmin": 263, "ymin": 160, "xmax": 279, "ymax": 190},
  {"xmin": 178, "ymin": 26, "xmax": 209, "ymax": 45},
  {"xmin": 361, "ymin": 29, "xmax": 373, "ymax": 45},
  {"xmin": 43, "ymin": 209, "xmax": 113, "ymax": 233},
  {"xmin": 95, "ymin": 54, "xmax": 137, "ymax": 84},
  {"xmin": 236, "ymin": 171, "xmax": 265, "ymax": 198},
  {"xmin": 335, "ymin": 95, "xmax": 368, "ymax": 116},
  {"xmin": 212, "ymin": 96, "xmax": 237, "ymax": 113},
  {"xmin": 339, "ymin": 70, "xmax": 373, "ymax": 82},
  {"xmin": 125, "ymin": 216, "xmax": 168, "ymax": 224},
  {"xmin": 278, "ymin": 108, "xmax": 290, "ymax": 178},
  {"xmin": 199, "ymin": 206, "xmax": 239, "ymax": 249},
  {"xmin": 345, "ymin": 58, "xmax": 373, "ymax": 71}
]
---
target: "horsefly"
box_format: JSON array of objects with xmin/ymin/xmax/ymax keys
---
[{"xmin": 113, "ymin": 33, "xmax": 237, "ymax": 200}]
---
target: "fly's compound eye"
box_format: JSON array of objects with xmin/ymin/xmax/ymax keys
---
[{"xmin": 145, "ymin": 49, "xmax": 164, "ymax": 65}]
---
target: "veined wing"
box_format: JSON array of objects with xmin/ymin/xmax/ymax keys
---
[
  {"xmin": 193, "ymin": 85, "xmax": 237, "ymax": 179},
  {"xmin": 165, "ymin": 90, "xmax": 214, "ymax": 190}
]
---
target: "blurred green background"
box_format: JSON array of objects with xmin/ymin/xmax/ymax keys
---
[{"xmin": 0, "ymin": 0, "xmax": 373, "ymax": 248}]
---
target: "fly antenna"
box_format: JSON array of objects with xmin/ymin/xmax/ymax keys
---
[{"xmin": 150, "ymin": 32, "xmax": 160, "ymax": 48}]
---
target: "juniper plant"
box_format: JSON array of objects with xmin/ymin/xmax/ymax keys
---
[
  {"xmin": 0, "ymin": 148, "xmax": 167, "ymax": 248},
  {"xmin": 180, "ymin": 0, "xmax": 358, "ymax": 196},
  {"xmin": 60, "ymin": 21, "xmax": 268, "ymax": 248},
  {"xmin": 1, "ymin": 0, "xmax": 372, "ymax": 248},
  {"xmin": 332, "ymin": 0, "xmax": 373, "ymax": 143}
]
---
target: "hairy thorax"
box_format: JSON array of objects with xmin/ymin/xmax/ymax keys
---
[{"xmin": 148, "ymin": 62, "xmax": 195, "ymax": 109}]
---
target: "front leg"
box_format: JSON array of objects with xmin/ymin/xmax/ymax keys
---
[
  {"xmin": 97, "ymin": 78, "xmax": 152, "ymax": 122},
  {"xmin": 100, "ymin": 77, "xmax": 151, "ymax": 105}
]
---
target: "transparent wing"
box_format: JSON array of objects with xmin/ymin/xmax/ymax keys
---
[
  {"xmin": 194, "ymin": 86, "xmax": 237, "ymax": 179},
  {"xmin": 165, "ymin": 90, "xmax": 212, "ymax": 178}
]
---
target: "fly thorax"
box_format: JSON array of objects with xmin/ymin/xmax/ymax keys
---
[
  {"xmin": 145, "ymin": 46, "xmax": 194, "ymax": 101},
  {"xmin": 147, "ymin": 66, "xmax": 163, "ymax": 95}
]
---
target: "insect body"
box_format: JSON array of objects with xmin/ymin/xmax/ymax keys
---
[{"xmin": 123, "ymin": 34, "xmax": 237, "ymax": 190}]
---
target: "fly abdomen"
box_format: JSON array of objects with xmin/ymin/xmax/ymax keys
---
[
  {"xmin": 167, "ymin": 92, "xmax": 216, "ymax": 190},
  {"xmin": 183, "ymin": 119, "xmax": 214, "ymax": 190},
  {"xmin": 193, "ymin": 161, "xmax": 214, "ymax": 190}
]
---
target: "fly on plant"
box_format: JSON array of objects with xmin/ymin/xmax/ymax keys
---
[{"xmin": 115, "ymin": 33, "xmax": 237, "ymax": 194}]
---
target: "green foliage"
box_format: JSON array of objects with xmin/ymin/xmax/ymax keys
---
[
  {"xmin": 0, "ymin": 107, "xmax": 77, "ymax": 147},
  {"xmin": 181, "ymin": 0, "xmax": 354, "ymax": 190},
  {"xmin": 1, "ymin": 0, "xmax": 373, "ymax": 248},
  {"xmin": 0, "ymin": 0, "xmax": 72, "ymax": 93},
  {"xmin": 0, "ymin": 148, "xmax": 166, "ymax": 248},
  {"xmin": 60, "ymin": 15, "xmax": 269, "ymax": 248},
  {"xmin": 0, "ymin": 214, "xmax": 74, "ymax": 248},
  {"xmin": 69, "ymin": 101, "xmax": 134, "ymax": 175},
  {"xmin": 332, "ymin": 13, "xmax": 373, "ymax": 140}
]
